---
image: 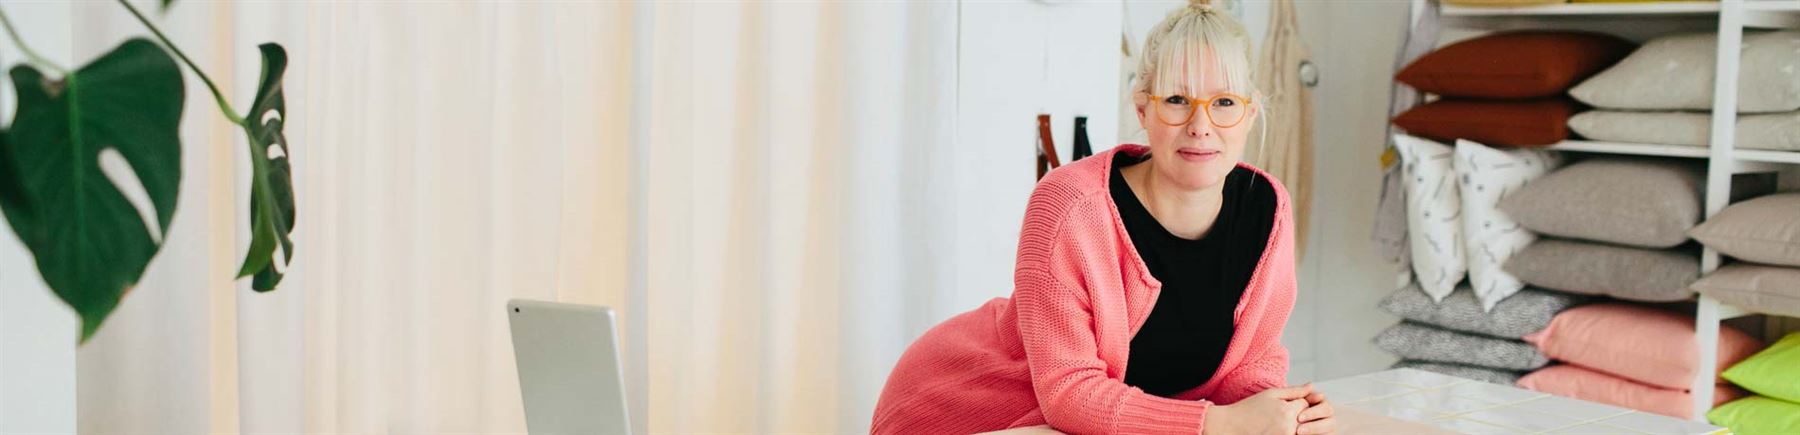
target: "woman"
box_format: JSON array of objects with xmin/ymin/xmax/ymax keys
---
[{"xmin": 870, "ymin": 1, "xmax": 1334, "ymax": 434}]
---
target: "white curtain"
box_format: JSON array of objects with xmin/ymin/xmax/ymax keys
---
[
  {"xmin": 68, "ymin": 1, "xmax": 965, "ymax": 433},
  {"xmin": 640, "ymin": 2, "xmax": 960, "ymax": 432},
  {"xmin": 75, "ymin": 1, "xmax": 634, "ymax": 433}
]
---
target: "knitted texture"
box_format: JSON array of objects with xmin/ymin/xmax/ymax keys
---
[{"xmin": 871, "ymin": 145, "xmax": 1298, "ymax": 435}]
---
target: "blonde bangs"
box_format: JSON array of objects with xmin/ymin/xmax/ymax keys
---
[{"xmin": 1138, "ymin": 7, "xmax": 1256, "ymax": 101}]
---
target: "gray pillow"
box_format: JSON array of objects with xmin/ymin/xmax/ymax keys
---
[
  {"xmin": 1380, "ymin": 284, "xmax": 1587, "ymax": 339},
  {"xmin": 1500, "ymin": 158, "xmax": 1701, "ymax": 249},
  {"xmin": 1570, "ymin": 31, "xmax": 1800, "ymax": 113},
  {"xmin": 1567, "ymin": 110, "xmax": 1800, "ymax": 152},
  {"xmin": 1690, "ymin": 193, "xmax": 1800, "ymax": 267},
  {"xmin": 1504, "ymin": 239, "xmax": 1701, "ymax": 302},
  {"xmin": 1692, "ymin": 263, "xmax": 1800, "ymax": 319},
  {"xmin": 1391, "ymin": 360, "xmax": 1526, "ymax": 385},
  {"xmin": 1375, "ymin": 322, "xmax": 1550, "ymax": 371}
]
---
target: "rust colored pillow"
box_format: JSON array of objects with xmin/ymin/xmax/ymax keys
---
[
  {"xmin": 1398, "ymin": 31, "xmax": 1634, "ymax": 99},
  {"xmin": 1392, "ymin": 98, "xmax": 1582, "ymax": 147}
]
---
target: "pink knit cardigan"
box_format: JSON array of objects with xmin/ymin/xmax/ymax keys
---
[{"xmin": 871, "ymin": 145, "xmax": 1297, "ymax": 434}]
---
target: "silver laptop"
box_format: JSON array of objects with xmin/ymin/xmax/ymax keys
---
[{"xmin": 507, "ymin": 299, "xmax": 632, "ymax": 435}]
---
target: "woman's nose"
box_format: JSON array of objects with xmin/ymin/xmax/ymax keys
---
[{"xmin": 1186, "ymin": 116, "xmax": 1212, "ymax": 137}]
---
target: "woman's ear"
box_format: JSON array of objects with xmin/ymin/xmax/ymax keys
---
[{"xmin": 1132, "ymin": 93, "xmax": 1149, "ymax": 127}]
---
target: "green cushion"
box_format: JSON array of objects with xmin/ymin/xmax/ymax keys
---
[
  {"xmin": 1722, "ymin": 332, "xmax": 1800, "ymax": 402},
  {"xmin": 1708, "ymin": 396, "xmax": 1800, "ymax": 435}
]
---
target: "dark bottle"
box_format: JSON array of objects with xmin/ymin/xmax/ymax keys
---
[{"xmin": 1071, "ymin": 116, "xmax": 1093, "ymax": 161}]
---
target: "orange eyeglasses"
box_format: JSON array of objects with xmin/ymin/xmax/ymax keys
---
[{"xmin": 1146, "ymin": 93, "xmax": 1252, "ymax": 128}]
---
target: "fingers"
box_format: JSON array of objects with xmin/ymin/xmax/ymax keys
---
[
  {"xmin": 1283, "ymin": 398, "xmax": 1308, "ymax": 416},
  {"xmin": 1296, "ymin": 417, "xmax": 1337, "ymax": 435},
  {"xmin": 1264, "ymin": 383, "xmax": 1314, "ymax": 400},
  {"xmin": 1298, "ymin": 400, "xmax": 1334, "ymax": 422},
  {"xmin": 1304, "ymin": 390, "xmax": 1328, "ymax": 405}
]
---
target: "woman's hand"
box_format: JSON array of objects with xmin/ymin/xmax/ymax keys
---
[
  {"xmin": 1202, "ymin": 384, "xmax": 1310, "ymax": 435},
  {"xmin": 1296, "ymin": 389, "xmax": 1336, "ymax": 435}
]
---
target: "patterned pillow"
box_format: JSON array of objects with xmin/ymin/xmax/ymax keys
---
[
  {"xmin": 1395, "ymin": 134, "xmax": 1465, "ymax": 300},
  {"xmin": 1454, "ymin": 139, "xmax": 1561, "ymax": 311}
]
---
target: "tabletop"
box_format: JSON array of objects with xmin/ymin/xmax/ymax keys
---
[{"xmin": 1314, "ymin": 368, "xmax": 1728, "ymax": 435}]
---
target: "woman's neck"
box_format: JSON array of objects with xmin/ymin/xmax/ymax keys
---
[{"xmin": 1124, "ymin": 158, "xmax": 1225, "ymax": 240}]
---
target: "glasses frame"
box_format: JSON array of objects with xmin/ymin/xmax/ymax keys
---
[{"xmin": 1146, "ymin": 93, "xmax": 1254, "ymax": 129}]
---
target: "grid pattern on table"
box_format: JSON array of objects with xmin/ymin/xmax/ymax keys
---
[{"xmin": 1314, "ymin": 369, "xmax": 1728, "ymax": 435}]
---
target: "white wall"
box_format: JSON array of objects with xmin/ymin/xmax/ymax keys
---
[
  {"xmin": 1288, "ymin": 1, "xmax": 1410, "ymax": 381},
  {"xmin": 945, "ymin": 0, "xmax": 1124, "ymax": 326},
  {"xmin": 0, "ymin": 2, "xmax": 77, "ymax": 433}
]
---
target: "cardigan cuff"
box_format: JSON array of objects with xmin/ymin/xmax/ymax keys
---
[{"xmin": 1114, "ymin": 394, "xmax": 1209, "ymax": 434}]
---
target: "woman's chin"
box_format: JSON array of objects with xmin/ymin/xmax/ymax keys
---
[{"xmin": 1160, "ymin": 170, "xmax": 1226, "ymax": 193}]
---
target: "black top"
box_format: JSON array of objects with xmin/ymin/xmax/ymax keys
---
[{"xmin": 1112, "ymin": 151, "xmax": 1277, "ymax": 398}]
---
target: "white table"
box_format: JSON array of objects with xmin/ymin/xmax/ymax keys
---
[{"xmin": 1315, "ymin": 368, "xmax": 1728, "ymax": 435}]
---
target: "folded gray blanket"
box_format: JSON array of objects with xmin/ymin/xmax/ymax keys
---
[
  {"xmin": 1380, "ymin": 284, "xmax": 1587, "ymax": 339},
  {"xmin": 1375, "ymin": 321, "xmax": 1550, "ymax": 370}
]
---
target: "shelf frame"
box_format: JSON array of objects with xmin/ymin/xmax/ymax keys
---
[{"xmin": 1419, "ymin": 0, "xmax": 1800, "ymax": 423}]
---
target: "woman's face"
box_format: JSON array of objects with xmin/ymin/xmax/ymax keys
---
[{"xmin": 1134, "ymin": 56, "xmax": 1257, "ymax": 192}]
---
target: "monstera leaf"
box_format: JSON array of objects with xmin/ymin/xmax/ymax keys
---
[
  {"xmin": 234, "ymin": 43, "xmax": 294, "ymax": 291},
  {"xmin": 0, "ymin": 38, "xmax": 184, "ymax": 342}
]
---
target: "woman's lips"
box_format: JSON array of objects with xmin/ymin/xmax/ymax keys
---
[{"xmin": 1176, "ymin": 148, "xmax": 1220, "ymax": 162}]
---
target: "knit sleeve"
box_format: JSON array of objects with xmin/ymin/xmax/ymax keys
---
[
  {"xmin": 1010, "ymin": 187, "xmax": 1212, "ymax": 434},
  {"xmin": 1209, "ymin": 343, "xmax": 1290, "ymax": 405},
  {"xmin": 1014, "ymin": 263, "xmax": 1212, "ymax": 435}
]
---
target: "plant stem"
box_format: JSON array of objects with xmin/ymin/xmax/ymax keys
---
[
  {"xmin": 0, "ymin": 5, "xmax": 69, "ymax": 75},
  {"xmin": 116, "ymin": 0, "xmax": 243, "ymax": 124}
]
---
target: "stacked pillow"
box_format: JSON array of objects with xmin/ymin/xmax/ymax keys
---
[
  {"xmin": 1499, "ymin": 157, "xmax": 1708, "ymax": 301},
  {"xmin": 1392, "ymin": 31, "xmax": 1633, "ymax": 147},
  {"xmin": 1517, "ymin": 303, "xmax": 1764, "ymax": 418},
  {"xmin": 1395, "ymin": 135, "xmax": 1564, "ymax": 307},
  {"xmin": 1710, "ymin": 333, "xmax": 1800, "ymax": 434},
  {"xmin": 1567, "ymin": 31, "xmax": 1800, "ymax": 151},
  {"xmin": 1689, "ymin": 193, "xmax": 1800, "ymax": 317},
  {"xmin": 1376, "ymin": 284, "xmax": 1587, "ymax": 384},
  {"xmin": 1380, "ymin": 136, "xmax": 1586, "ymax": 384}
]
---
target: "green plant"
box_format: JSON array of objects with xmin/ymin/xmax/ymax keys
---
[{"xmin": 0, "ymin": 0, "xmax": 295, "ymax": 343}]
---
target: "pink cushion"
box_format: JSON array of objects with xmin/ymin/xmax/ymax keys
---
[
  {"xmin": 1518, "ymin": 365, "xmax": 1747, "ymax": 419},
  {"xmin": 1523, "ymin": 303, "xmax": 1763, "ymax": 390}
]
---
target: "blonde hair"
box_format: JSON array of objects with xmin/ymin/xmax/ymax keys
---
[
  {"xmin": 1131, "ymin": 0, "xmax": 1269, "ymax": 184},
  {"xmin": 1132, "ymin": 0, "xmax": 1259, "ymax": 102}
]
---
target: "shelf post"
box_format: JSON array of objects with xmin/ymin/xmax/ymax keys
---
[{"xmin": 1693, "ymin": 0, "xmax": 1744, "ymax": 422}]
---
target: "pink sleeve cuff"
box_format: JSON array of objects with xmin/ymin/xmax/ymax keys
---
[{"xmin": 1113, "ymin": 394, "xmax": 1209, "ymax": 434}]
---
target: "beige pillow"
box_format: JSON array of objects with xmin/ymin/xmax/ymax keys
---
[
  {"xmin": 1504, "ymin": 239, "xmax": 1700, "ymax": 302},
  {"xmin": 1570, "ymin": 31, "xmax": 1800, "ymax": 113},
  {"xmin": 1500, "ymin": 158, "xmax": 1701, "ymax": 249},
  {"xmin": 1692, "ymin": 263, "xmax": 1800, "ymax": 318},
  {"xmin": 1690, "ymin": 193, "xmax": 1800, "ymax": 267},
  {"xmin": 1567, "ymin": 110, "xmax": 1800, "ymax": 152}
]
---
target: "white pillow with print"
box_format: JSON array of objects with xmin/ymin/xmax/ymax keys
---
[
  {"xmin": 1454, "ymin": 139, "xmax": 1562, "ymax": 312},
  {"xmin": 1395, "ymin": 134, "xmax": 1465, "ymax": 301}
]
